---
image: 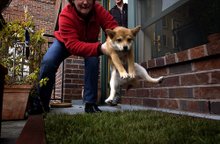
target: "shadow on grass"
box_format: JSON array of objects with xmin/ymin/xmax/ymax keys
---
[{"xmin": 45, "ymin": 110, "xmax": 220, "ymax": 144}]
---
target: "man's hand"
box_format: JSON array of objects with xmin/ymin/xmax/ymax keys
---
[{"xmin": 101, "ymin": 42, "xmax": 108, "ymax": 55}]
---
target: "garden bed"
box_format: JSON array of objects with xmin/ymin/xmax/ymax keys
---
[{"xmin": 44, "ymin": 110, "xmax": 220, "ymax": 144}]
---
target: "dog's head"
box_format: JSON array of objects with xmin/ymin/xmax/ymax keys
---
[{"xmin": 106, "ymin": 26, "xmax": 141, "ymax": 52}]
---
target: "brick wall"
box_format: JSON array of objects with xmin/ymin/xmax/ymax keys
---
[
  {"xmin": 61, "ymin": 56, "xmax": 85, "ymax": 102},
  {"xmin": 122, "ymin": 40, "xmax": 220, "ymax": 115},
  {"xmin": 2, "ymin": 0, "xmax": 56, "ymax": 35},
  {"xmin": 55, "ymin": 56, "xmax": 101, "ymax": 103}
]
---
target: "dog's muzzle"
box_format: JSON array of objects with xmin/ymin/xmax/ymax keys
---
[{"xmin": 123, "ymin": 46, "xmax": 128, "ymax": 51}]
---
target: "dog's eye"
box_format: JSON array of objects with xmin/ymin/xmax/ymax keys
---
[
  {"xmin": 116, "ymin": 38, "xmax": 122, "ymax": 43},
  {"xmin": 127, "ymin": 38, "xmax": 132, "ymax": 43}
]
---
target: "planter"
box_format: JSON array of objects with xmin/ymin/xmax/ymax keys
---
[
  {"xmin": 2, "ymin": 84, "xmax": 32, "ymax": 120},
  {"xmin": 0, "ymin": 64, "xmax": 8, "ymax": 136}
]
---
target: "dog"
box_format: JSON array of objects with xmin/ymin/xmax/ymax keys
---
[{"xmin": 104, "ymin": 26, "xmax": 164, "ymax": 104}]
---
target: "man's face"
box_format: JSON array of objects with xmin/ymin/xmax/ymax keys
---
[
  {"xmin": 115, "ymin": 0, "xmax": 123, "ymax": 5},
  {"xmin": 74, "ymin": 0, "xmax": 94, "ymax": 16}
]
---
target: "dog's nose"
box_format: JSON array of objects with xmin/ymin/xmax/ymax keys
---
[{"xmin": 123, "ymin": 46, "xmax": 128, "ymax": 51}]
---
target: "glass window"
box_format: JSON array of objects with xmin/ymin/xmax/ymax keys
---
[
  {"xmin": 139, "ymin": 0, "xmax": 207, "ymax": 60},
  {"xmin": 162, "ymin": 0, "xmax": 180, "ymax": 11}
]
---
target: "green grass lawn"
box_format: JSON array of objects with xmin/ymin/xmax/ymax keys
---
[{"xmin": 45, "ymin": 110, "xmax": 220, "ymax": 144}]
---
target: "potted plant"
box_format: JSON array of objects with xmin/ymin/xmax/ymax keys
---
[{"xmin": 0, "ymin": 11, "xmax": 47, "ymax": 120}]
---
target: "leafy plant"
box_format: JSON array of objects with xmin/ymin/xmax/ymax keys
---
[{"xmin": 0, "ymin": 11, "xmax": 47, "ymax": 84}]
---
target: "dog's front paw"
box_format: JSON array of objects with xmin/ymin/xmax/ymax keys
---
[
  {"xmin": 119, "ymin": 71, "xmax": 129, "ymax": 79},
  {"xmin": 129, "ymin": 72, "xmax": 136, "ymax": 78}
]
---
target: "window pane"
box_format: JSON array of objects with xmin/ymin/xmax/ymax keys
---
[
  {"xmin": 162, "ymin": 0, "xmax": 180, "ymax": 11},
  {"xmin": 141, "ymin": 1, "xmax": 207, "ymax": 59},
  {"xmin": 140, "ymin": 0, "xmax": 162, "ymax": 22}
]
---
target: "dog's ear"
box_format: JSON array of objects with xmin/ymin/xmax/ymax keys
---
[
  {"xmin": 131, "ymin": 25, "xmax": 141, "ymax": 36},
  {"xmin": 106, "ymin": 29, "xmax": 116, "ymax": 39}
]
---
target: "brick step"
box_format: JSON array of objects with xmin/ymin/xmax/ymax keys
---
[{"xmin": 16, "ymin": 115, "xmax": 46, "ymax": 144}]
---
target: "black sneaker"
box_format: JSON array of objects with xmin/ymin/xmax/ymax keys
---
[
  {"xmin": 93, "ymin": 104, "xmax": 102, "ymax": 112},
  {"xmin": 85, "ymin": 103, "xmax": 102, "ymax": 113},
  {"xmin": 110, "ymin": 86, "xmax": 122, "ymax": 106},
  {"xmin": 110, "ymin": 95, "xmax": 121, "ymax": 106}
]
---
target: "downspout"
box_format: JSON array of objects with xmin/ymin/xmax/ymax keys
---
[
  {"xmin": 128, "ymin": 0, "xmax": 138, "ymax": 62},
  {"xmin": 61, "ymin": 60, "xmax": 64, "ymax": 102},
  {"xmin": 100, "ymin": 0, "xmax": 109, "ymax": 104}
]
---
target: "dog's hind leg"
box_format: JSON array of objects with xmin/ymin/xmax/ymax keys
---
[
  {"xmin": 135, "ymin": 63, "xmax": 163, "ymax": 83},
  {"xmin": 105, "ymin": 68, "xmax": 120, "ymax": 104}
]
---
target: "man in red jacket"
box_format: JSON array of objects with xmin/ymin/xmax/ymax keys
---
[{"xmin": 38, "ymin": 0, "xmax": 118, "ymax": 113}]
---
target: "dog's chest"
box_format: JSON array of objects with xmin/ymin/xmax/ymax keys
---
[{"xmin": 116, "ymin": 51, "xmax": 129, "ymax": 65}]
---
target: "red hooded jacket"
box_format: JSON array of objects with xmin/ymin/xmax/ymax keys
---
[{"xmin": 54, "ymin": 2, "xmax": 118, "ymax": 57}]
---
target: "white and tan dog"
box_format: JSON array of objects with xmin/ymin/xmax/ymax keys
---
[{"xmin": 104, "ymin": 26, "xmax": 164, "ymax": 104}]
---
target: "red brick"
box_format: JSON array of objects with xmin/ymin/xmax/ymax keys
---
[
  {"xmin": 71, "ymin": 79, "xmax": 83, "ymax": 85},
  {"xmin": 193, "ymin": 57, "xmax": 220, "ymax": 71},
  {"xmin": 179, "ymin": 100, "xmax": 209, "ymax": 113},
  {"xmin": 64, "ymin": 79, "xmax": 71, "ymax": 83},
  {"xmin": 169, "ymin": 88, "xmax": 193, "ymax": 98},
  {"xmin": 124, "ymin": 89, "xmax": 136, "ymax": 97},
  {"xmin": 64, "ymin": 69, "xmax": 72, "ymax": 73},
  {"xmin": 148, "ymin": 67, "xmax": 168, "ymax": 77},
  {"xmin": 136, "ymin": 88, "xmax": 150, "ymax": 97},
  {"xmin": 143, "ymin": 98, "xmax": 158, "ymax": 107},
  {"xmin": 151, "ymin": 88, "xmax": 169, "ymax": 98},
  {"xmin": 181, "ymin": 73, "xmax": 210, "ymax": 86},
  {"xmin": 189, "ymin": 45, "xmax": 207, "ymax": 60},
  {"xmin": 65, "ymin": 74, "xmax": 78, "ymax": 79},
  {"xmin": 176, "ymin": 50, "xmax": 189, "ymax": 62},
  {"xmin": 71, "ymin": 69, "xmax": 84, "ymax": 74},
  {"xmin": 156, "ymin": 57, "xmax": 165, "ymax": 67},
  {"xmin": 66, "ymin": 64, "xmax": 78, "ymax": 69},
  {"xmin": 206, "ymin": 40, "xmax": 220, "ymax": 55},
  {"xmin": 3, "ymin": 0, "xmax": 56, "ymax": 34},
  {"xmin": 165, "ymin": 54, "xmax": 176, "ymax": 65},
  {"xmin": 211, "ymin": 71, "xmax": 220, "ymax": 84},
  {"xmin": 140, "ymin": 62, "xmax": 147, "ymax": 69},
  {"xmin": 138, "ymin": 81, "xmax": 145, "ymax": 88},
  {"xmin": 169, "ymin": 63, "xmax": 192, "ymax": 74},
  {"xmin": 130, "ymin": 98, "xmax": 143, "ymax": 105},
  {"xmin": 151, "ymin": 88, "xmax": 168, "ymax": 98},
  {"xmin": 161, "ymin": 76, "xmax": 180, "ymax": 87},
  {"xmin": 158, "ymin": 99, "xmax": 179, "ymax": 109},
  {"xmin": 144, "ymin": 82, "xmax": 159, "ymax": 88},
  {"xmin": 121, "ymin": 97, "xmax": 131, "ymax": 104},
  {"xmin": 147, "ymin": 59, "xmax": 156, "ymax": 68},
  {"xmin": 194, "ymin": 86, "xmax": 220, "ymax": 99}
]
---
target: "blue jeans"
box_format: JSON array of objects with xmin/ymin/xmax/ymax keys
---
[{"xmin": 38, "ymin": 39, "xmax": 99, "ymax": 110}]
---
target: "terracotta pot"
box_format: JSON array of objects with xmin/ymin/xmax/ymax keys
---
[
  {"xmin": 207, "ymin": 33, "xmax": 220, "ymax": 43},
  {"xmin": 2, "ymin": 85, "xmax": 32, "ymax": 120},
  {"xmin": 0, "ymin": 64, "xmax": 8, "ymax": 136}
]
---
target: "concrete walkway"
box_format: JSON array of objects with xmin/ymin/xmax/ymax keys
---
[
  {"xmin": 51, "ymin": 100, "xmax": 220, "ymax": 121},
  {"xmin": 49, "ymin": 100, "xmax": 163, "ymax": 115}
]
